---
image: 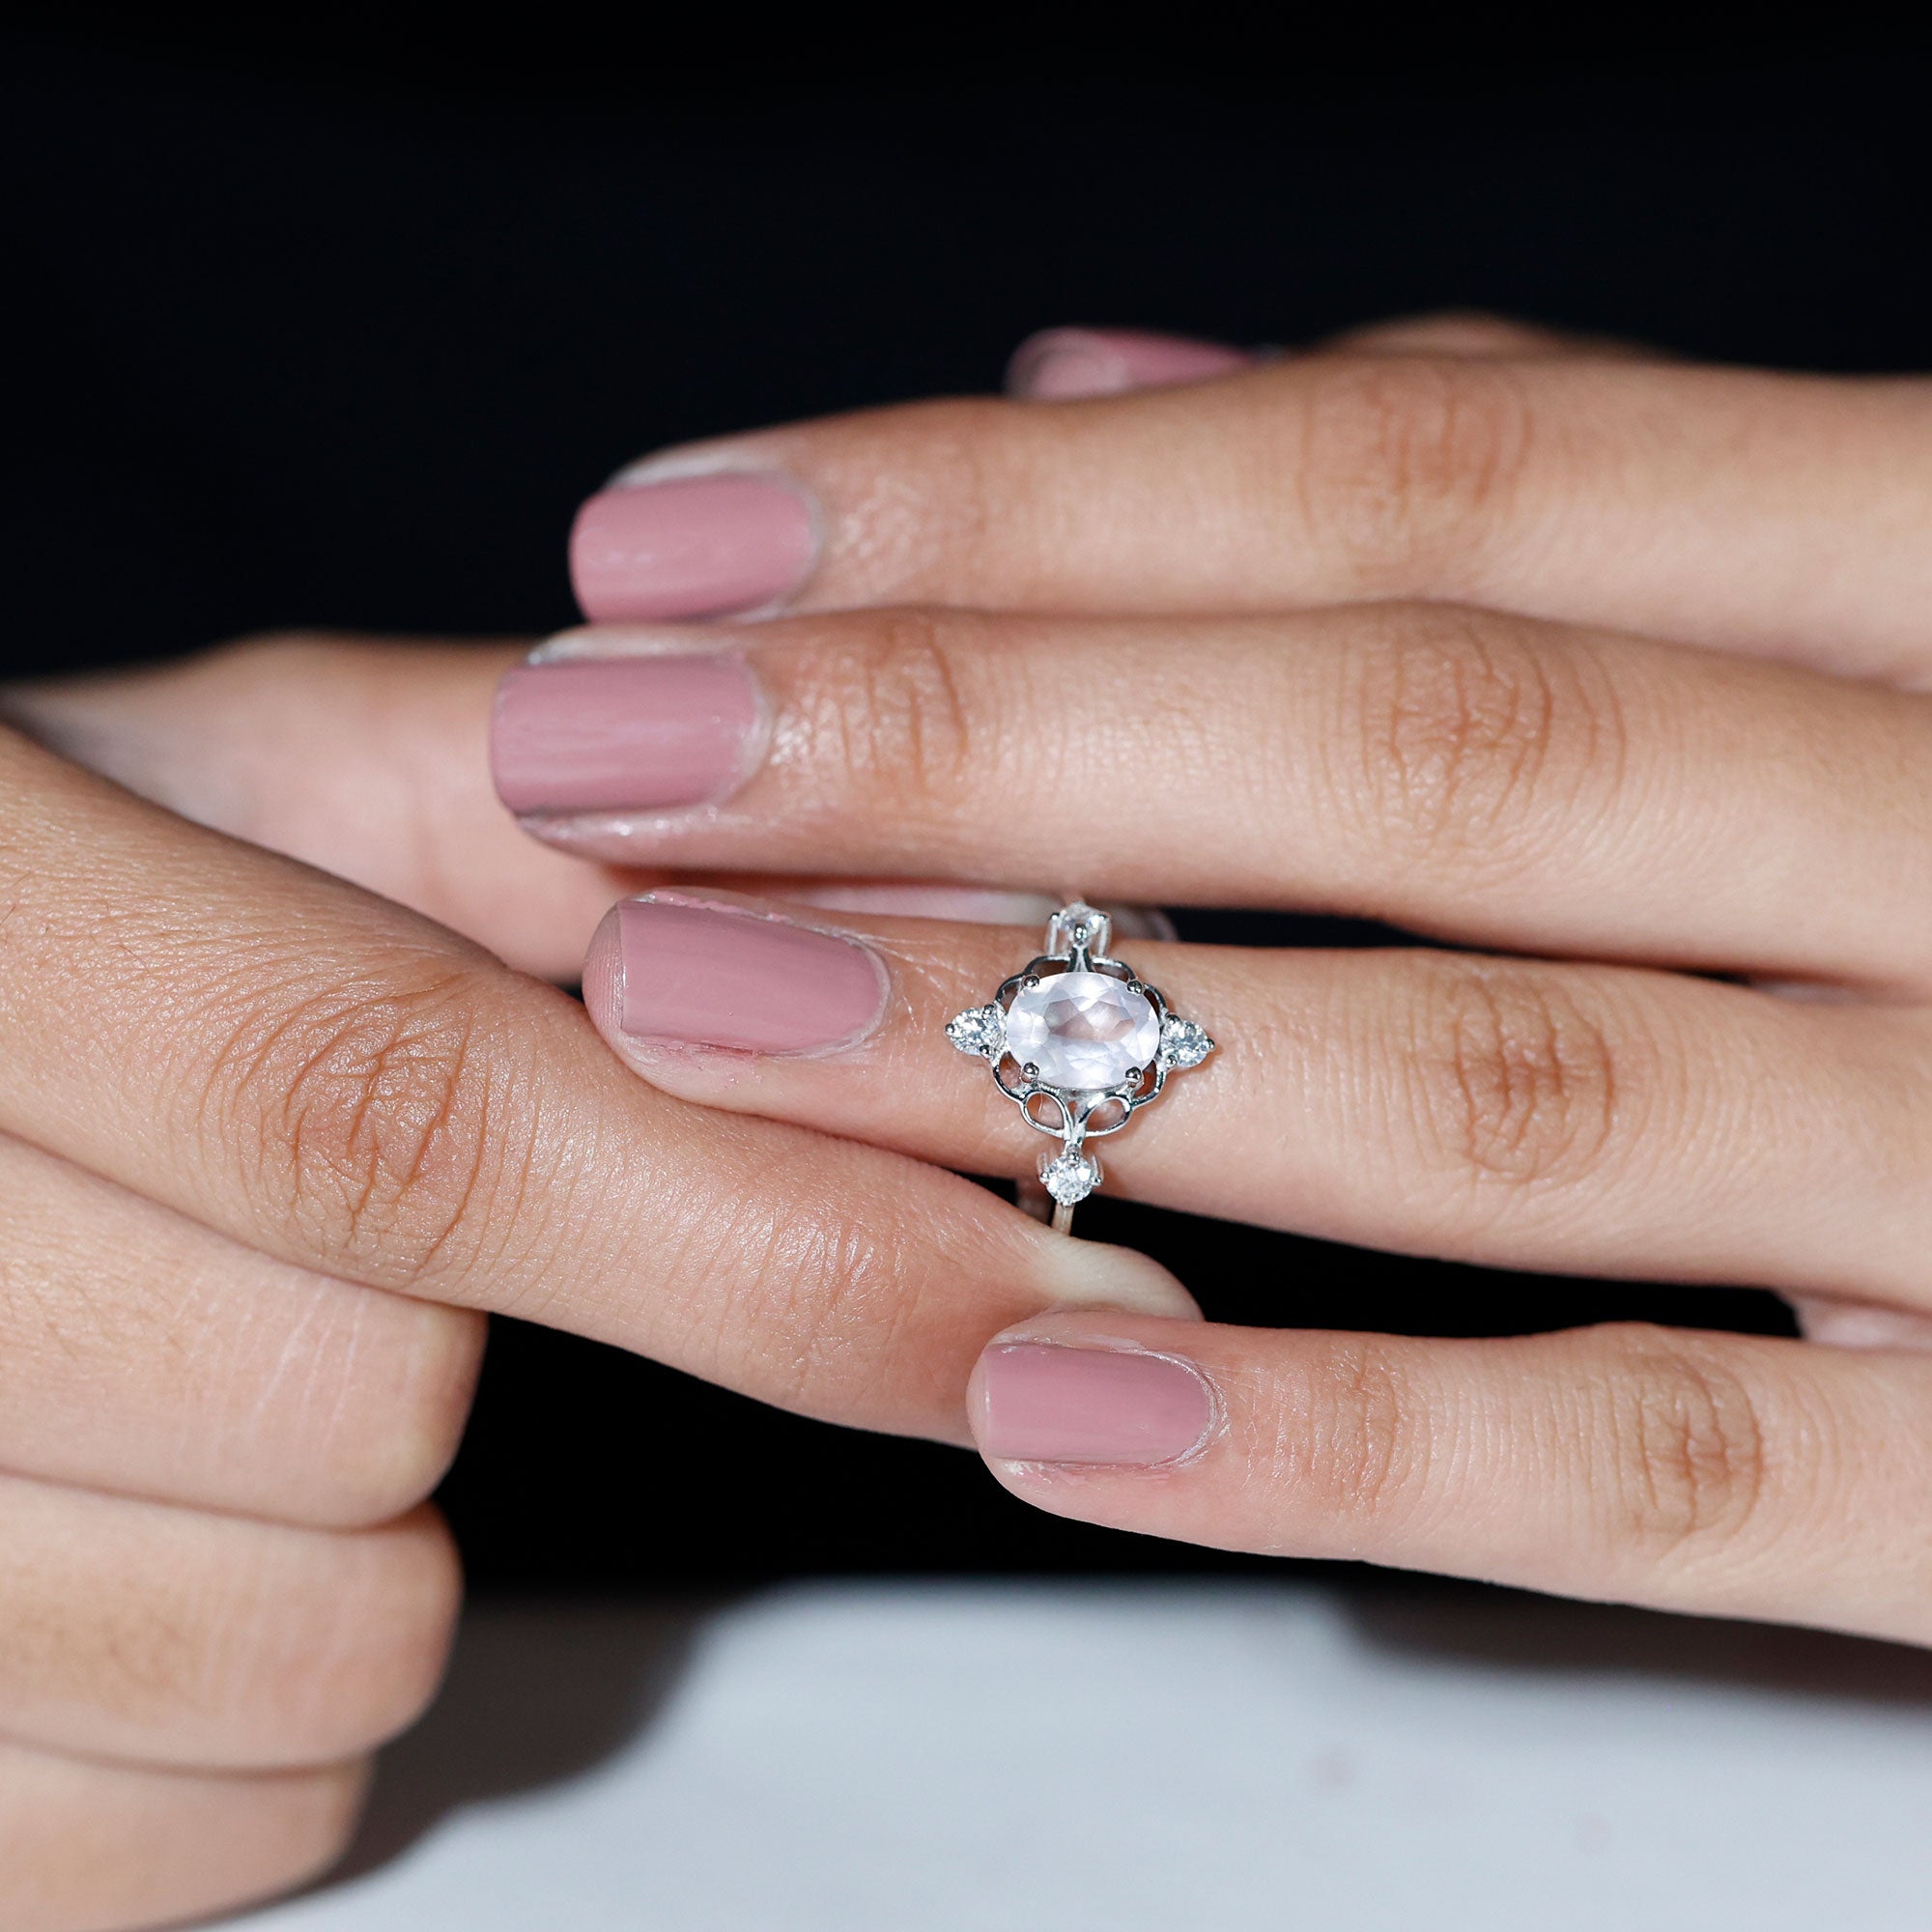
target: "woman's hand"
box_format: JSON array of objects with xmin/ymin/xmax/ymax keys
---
[
  {"xmin": 493, "ymin": 319, "xmax": 1932, "ymax": 1647},
  {"xmin": 0, "ymin": 711, "xmax": 1185, "ymax": 1932},
  {"xmin": 3, "ymin": 635, "xmax": 1110, "ymax": 985}
]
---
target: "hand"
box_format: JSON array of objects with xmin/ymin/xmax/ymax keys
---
[
  {"xmin": 6, "ymin": 632, "xmax": 1122, "ymax": 981},
  {"xmin": 0, "ymin": 699, "xmax": 1186, "ymax": 1932},
  {"xmin": 493, "ymin": 316, "xmax": 1932, "ymax": 1647}
]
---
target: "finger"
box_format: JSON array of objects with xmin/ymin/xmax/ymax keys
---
[
  {"xmin": 1788, "ymin": 1296, "xmax": 1932, "ymax": 1351},
  {"xmin": 1, "ymin": 635, "xmax": 1097, "ymax": 983},
  {"xmin": 581, "ymin": 901, "xmax": 1932, "ymax": 1311},
  {"xmin": 0, "ymin": 1739, "xmax": 364, "ymax": 1932},
  {"xmin": 1318, "ymin": 309, "xmax": 1663, "ymax": 360},
  {"xmin": 571, "ymin": 357, "xmax": 1932, "ymax": 682},
  {"xmin": 1003, "ymin": 313, "xmax": 1640, "ymax": 409},
  {"xmin": 1005, "ymin": 327, "xmax": 1256, "ymax": 399},
  {"xmin": 494, "ymin": 608, "xmax": 1932, "ymax": 990},
  {"xmin": 0, "ymin": 1477, "xmax": 457, "ymax": 1769},
  {"xmin": 967, "ymin": 1310, "xmax": 1932, "ymax": 1647},
  {"xmin": 0, "ymin": 726, "xmax": 1192, "ymax": 1452},
  {"xmin": 0, "ymin": 1134, "xmax": 480, "ymax": 1526}
]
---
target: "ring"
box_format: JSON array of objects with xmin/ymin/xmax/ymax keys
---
[{"xmin": 945, "ymin": 900, "xmax": 1215, "ymax": 1236}]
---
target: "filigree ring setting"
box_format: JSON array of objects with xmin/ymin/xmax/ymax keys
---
[{"xmin": 945, "ymin": 901, "xmax": 1214, "ymax": 1236}]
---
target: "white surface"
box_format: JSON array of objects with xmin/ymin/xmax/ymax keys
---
[{"xmin": 235, "ymin": 1582, "xmax": 1932, "ymax": 1931}]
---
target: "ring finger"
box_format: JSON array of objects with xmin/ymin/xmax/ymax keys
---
[{"xmin": 576, "ymin": 898, "xmax": 1932, "ymax": 1311}]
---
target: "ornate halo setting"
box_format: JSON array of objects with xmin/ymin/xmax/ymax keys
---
[{"xmin": 946, "ymin": 900, "xmax": 1214, "ymax": 1235}]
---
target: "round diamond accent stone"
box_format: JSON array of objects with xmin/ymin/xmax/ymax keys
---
[
  {"xmin": 1039, "ymin": 1149, "xmax": 1101, "ymax": 1205},
  {"xmin": 946, "ymin": 1004, "xmax": 1007, "ymax": 1058},
  {"xmin": 1005, "ymin": 971, "xmax": 1161, "ymax": 1091},
  {"xmin": 1158, "ymin": 1015, "xmax": 1214, "ymax": 1069}
]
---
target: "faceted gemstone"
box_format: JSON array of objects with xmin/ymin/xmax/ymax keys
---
[
  {"xmin": 1158, "ymin": 1014, "xmax": 1214, "ymax": 1070},
  {"xmin": 946, "ymin": 1004, "xmax": 1007, "ymax": 1059},
  {"xmin": 1005, "ymin": 971, "xmax": 1161, "ymax": 1090},
  {"xmin": 1039, "ymin": 1148, "xmax": 1101, "ymax": 1205}
]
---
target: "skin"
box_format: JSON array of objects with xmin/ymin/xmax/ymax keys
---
[
  {"xmin": 513, "ymin": 314, "xmax": 1932, "ymax": 1646},
  {"xmin": 0, "ymin": 667, "xmax": 1188, "ymax": 1930},
  {"xmin": 10, "ymin": 309, "xmax": 1929, "ymax": 1922}
]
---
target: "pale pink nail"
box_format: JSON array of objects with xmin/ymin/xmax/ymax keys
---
[
  {"xmin": 974, "ymin": 1342, "xmax": 1213, "ymax": 1465},
  {"xmin": 491, "ymin": 654, "xmax": 761, "ymax": 816},
  {"xmin": 599, "ymin": 899, "xmax": 886, "ymax": 1055},
  {"xmin": 1007, "ymin": 327, "xmax": 1254, "ymax": 400},
  {"xmin": 570, "ymin": 473, "xmax": 818, "ymax": 622}
]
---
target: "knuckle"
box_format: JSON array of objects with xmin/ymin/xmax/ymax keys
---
[
  {"xmin": 260, "ymin": 1510, "xmax": 464, "ymax": 1761},
  {"xmin": 809, "ymin": 396, "xmax": 1007, "ymax": 601},
  {"xmin": 0, "ymin": 1498, "xmax": 458, "ymax": 1769},
  {"xmin": 1343, "ymin": 608, "xmax": 1628, "ymax": 873},
  {"xmin": 1279, "ymin": 1338, "xmax": 1421, "ymax": 1530},
  {"xmin": 205, "ymin": 959, "xmax": 508, "ymax": 1289},
  {"xmin": 791, "ymin": 611, "xmax": 978, "ymax": 821},
  {"xmin": 692, "ymin": 1143, "xmax": 916, "ymax": 1418},
  {"xmin": 1594, "ymin": 1328, "xmax": 1774, "ymax": 1561},
  {"xmin": 1351, "ymin": 309, "xmax": 1563, "ymax": 355},
  {"xmin": 1296, "ymin": 356, "xmax": 1537, "ymax": 586},
  {"xmin": 307, "ymin": 1304, "xmax": 487, "ymax": 1528},
  {"xmin": 1404, "ymin": 960, "xmax": 1629, "ymax": 1192},
  {"xmin": 659, "ymin": 1130, "xmax": 1019, "ymax": 1435},
  {"xmin": 0, "ymin": 1747, "xmax": 370, "ymax": 1932},
  {"xmin": 196, "ymin": 628, "xmax": 362, "ymax": 683},
  {"xmin": 251, "ymin": 1761, "xmax": 375, "ymax": 1908}
]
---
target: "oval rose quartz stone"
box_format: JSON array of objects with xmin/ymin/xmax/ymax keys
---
[{"xmin": 1005, "ymin": 972, "xmax": 1161, "ymax": 1090}]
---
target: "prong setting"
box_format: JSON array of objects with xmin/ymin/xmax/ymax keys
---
[
  {"xmin": 945, "ymin": 1004, "xmax": 1007, "ymax": 1059},
  {"xmin": 943, "ymin": 900, "xmax": 1216, "ymax": 1235}
]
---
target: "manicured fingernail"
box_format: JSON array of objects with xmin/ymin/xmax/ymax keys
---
[
  {"xmin": 974, "ymin": 1341, "xmax": 1213, "ymax": 1465},
  {"xmin": 1006, "ymin": 327, "xmax": 1254, "ymax": 400},
  {"xmin": 570, "ymin": 472, "xmax": 818, "ymax": 622},
  {"xmin": 491, "ymin": 653, "xmax": 763, "ymax": 816},
  {"xmin": 599, "ymin": 898, "xmax": 887, "ymax": 1055}
]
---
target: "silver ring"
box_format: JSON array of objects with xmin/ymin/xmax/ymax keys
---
[{"xmin": 945, "ymin": 900, "xmax": 1215, "ymax": 1236}]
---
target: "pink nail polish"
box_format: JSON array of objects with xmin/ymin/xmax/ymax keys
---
[
  {"xmin": 491, "ymin": 655, "xmax": 762, "ymax": 816},
  {"xmin": 974, "ymin": 1342, "xmax": 1213, "ymax": 1465},
  {"xmin": 1006, "ymin": 327, "xmax": 1253, "ymax": 401},
  {"xmin": 570, "ymin": 473, "xmax": 818, "ymax": 622},
  {"xmin": 608, "ymin": 899, "xmax": 887, "ymax": 1055}
]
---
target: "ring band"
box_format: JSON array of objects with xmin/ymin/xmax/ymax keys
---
[{"xmin": 946, "ymin": 900, "xmax": 1215, "ymax": 1236}]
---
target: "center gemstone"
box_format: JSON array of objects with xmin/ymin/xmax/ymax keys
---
[{"xmin": 1005, "ymin": 972, "xmax": 1161, "ymax": 1090}]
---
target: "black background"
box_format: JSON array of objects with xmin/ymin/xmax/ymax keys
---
[{"xmin": 5, "ymin": 22, "xmax": 1913, "ymax": 1588}]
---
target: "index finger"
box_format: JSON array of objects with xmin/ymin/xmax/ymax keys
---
[{"xmin": 0, "ymin": 726, "xmax": 1191, "ymax": 1441}]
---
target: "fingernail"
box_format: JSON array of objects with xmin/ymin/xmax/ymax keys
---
[
  {"xmin": 491, "ymin": 653, "xmax": 763, "ymax": 816},
  {"xmin": 569, "ymin": 472, "xmax": 818, "ymax": 622},
  {"xmin": 974, "ymin": 1341, "xmax": 1213, "ymax": 1465},
  {"xmin": 599, "ymin": 897, "xmax": 887, "ymax": 1055},
  {"xmin": 1006, "ymin": 327, "xmax": 1254, "ymax": 401}
]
